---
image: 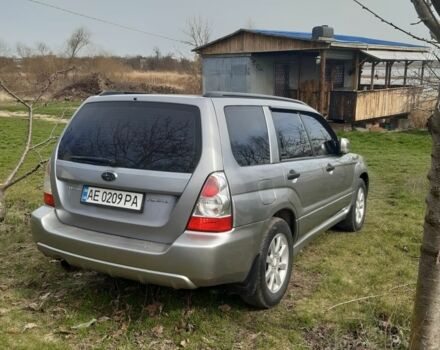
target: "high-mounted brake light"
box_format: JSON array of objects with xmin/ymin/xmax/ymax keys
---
[
  {"xmin": 187, "ymin": 172, "xmax": 232, "ymax": 232},
  {"xmin": 43, "ymin": 160, "xmax": 54, "ymax": 207}
]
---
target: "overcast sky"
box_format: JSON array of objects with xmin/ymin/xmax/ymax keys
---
[{"xmin": 0, "ymin": 0, "xmax": 432, "ymax": 57}]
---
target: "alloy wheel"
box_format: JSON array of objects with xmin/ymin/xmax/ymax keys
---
[{"xmin": 265, "ymin": 233, "xmax": 290, "ymax": 293}]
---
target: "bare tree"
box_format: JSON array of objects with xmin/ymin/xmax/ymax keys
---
[
  {"xmin": 0, "ymin": 39, "xmax": 9, "ymax": 56},
  {"xmin": 353, "ymin": 0, "xmax": 440, "ymax": 348},
  {"xmin": 0, "ymin": 67, "xmax": 73, "ymax": 221},
  {"xmin": 15, "ymin": 42, "xmax": 52, "ymax": 57},
  {"xmin": 65, "ymin": 27, "xmax": 91, "ymax": 60},
  {"xmin": 35, "ymin": 42, "xmax": 51, "ymax": 56},
  {"xmin": 181, "ymin": 16, "xmax": 212, "ymax": 94},
  {"xmin": 16, "ymin": 42, "xmax": 33, "ymax": 59},
  {"xmin": 409, "ymin": 3, "xmax": 440, "ymax": 349},
  {"xmin": 183, "ymin": 15, "xmax": 212, "ymax": 49}
]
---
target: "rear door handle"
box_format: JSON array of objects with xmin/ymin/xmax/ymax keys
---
[
  {"xmin": 326, "ymin": 163, "xmax": 335, "ymax": 172},
  {"xmin": 287, "ymin": 169, "xmax": 301, "ymax": 180}
]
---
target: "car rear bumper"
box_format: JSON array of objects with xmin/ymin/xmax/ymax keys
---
[{"xmin": 31, "ymin": 206, "xmax": 266, "ymax": 289}]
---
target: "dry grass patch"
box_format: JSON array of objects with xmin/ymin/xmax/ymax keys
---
[
  {"xmin": 0, "ymin": 91, "xmax": 13, "ymax": 102},
  {"xmin": 123, "ymin": 70, "xmax": 201, "ymax": 94}
]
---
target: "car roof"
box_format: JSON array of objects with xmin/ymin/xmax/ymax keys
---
[{"xmin": 84, "ymin": 92, "xmax": 318, "ymax": 115}]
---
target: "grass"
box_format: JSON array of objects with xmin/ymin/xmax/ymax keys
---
[
  {"xmin": 0, "ymin": 101, "xmax": 80, "ymax": 119},
  {"xmin": 0, "ymin": 117, "xmax": 431, "ymax": 349}
]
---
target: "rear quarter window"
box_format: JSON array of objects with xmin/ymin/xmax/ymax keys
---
[
  {"xmin": 224, "ymin": 106, "xmax": 270, "ymax": 166},
  {"xmin": 57, "ymin": 101, "xmax": 201, "ymax": 173}
]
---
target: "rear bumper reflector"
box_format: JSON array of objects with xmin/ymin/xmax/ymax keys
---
[
  {"xmin": 186, "ymin": 216, "xmax": 232, "ymax": 232},
  {"xmin": 44, "ymin": 192, "xmax": 55, "ymax": 207}
]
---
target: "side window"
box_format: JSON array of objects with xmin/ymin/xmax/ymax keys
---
[
  {"xmin": 225, "ymin": 106, "xmax": 270, "ymax": 166},
  {"xmin": 301, "ymin": 114, "xmax": 338, "ymax": 156},
  {"xmin": 271, "ymin": 110, "xmax": 312, "ymax": 160}
]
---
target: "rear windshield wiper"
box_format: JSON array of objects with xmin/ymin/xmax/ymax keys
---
[{"xmin": 65, "ymin": 155, "xmax": 119, "ymax": 167}]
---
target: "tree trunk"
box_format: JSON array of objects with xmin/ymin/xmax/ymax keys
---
[
  {"xmin": 410, "ymin": 95, "xmax": 440, "ymax": 349},
  {"xmin": 0, "ymin": 188, "xmax": 5, "ymax": 222}
]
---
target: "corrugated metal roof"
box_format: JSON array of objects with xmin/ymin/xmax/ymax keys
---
[
  {"xmin": 250, "ymin": 29, "xmax": 425, "ymax": 49},
  {"xmin": 361, "ymin": 49, "xmax": 433, "ymax": 61},
  {"xmin": 194, "ymin": 28, "xmax": 430, "ymax": 53}
]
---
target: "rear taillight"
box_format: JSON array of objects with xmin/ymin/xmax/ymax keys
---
[
  {"xmin": 43, "ymin": 160, "xmax": 54, "ymax": 207},
  {"xmin": 187, "ymin": 172, "xmax": 232, "ymax": 232}
]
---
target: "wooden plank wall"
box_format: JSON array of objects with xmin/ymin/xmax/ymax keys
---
[
  {"xmin": 200, "ymin": 32, "xmax": 327, "ymax": 55},
  {"xmin": 355, "ymin": 87, "xmax": 420, "ymax": 121},
  {"xmin": 299, "ymin": 80, "xmax": 332, "ymax": 115},
  {"xmin": 329, "ymin": 87, "xmax": 422, "ymax": 122}
]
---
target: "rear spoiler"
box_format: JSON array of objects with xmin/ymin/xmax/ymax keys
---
[{"xmin": 99, "ymin": 91, "xmax": 146, "ymax": 96}]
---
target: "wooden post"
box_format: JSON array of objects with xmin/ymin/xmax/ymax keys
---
[
  {"xmin": 421, "ymin": 61, "xmax": 426, "ymax": 85},
  {"xmin": 357, "ymin": 62, "xmax": 363, "ymax": 90},
  {"xmin": 370, "ymin": 61, "xmax": 377, "ymax": 90},
  {"xmin": 385, "ymin": 62, "xmax": 390, "ymax": 88},
  {"xmin": 352, "ymin": 51, "xmax": 360, "ymax": 90},
  {"xmin": 403, "ymin": 61, "xmax": 409, "ymax": 86},
  {"xmin": 319, "ymin": 50, "xmax": 326, "ymax": 115},
  {"xmin": 388, "ymin": 61, "xmax": 395, "ymax": 87},
  {"xmin": 384, "ymin": 61, "xmax": 394, "ymax": 88},
  {"xmin": 297, "ymin": 55, "xmax": 302, "ymax": 99}
]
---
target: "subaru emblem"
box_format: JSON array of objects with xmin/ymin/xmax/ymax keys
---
[{"xmin": 101, "ymin": 171, "xmax": 117, "ymax": 182}]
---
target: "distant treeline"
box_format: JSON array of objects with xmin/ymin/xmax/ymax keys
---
[
  {"xmin": 0, "ymin": 50, "xmax": 197, "ymax": 74},
  {"xmin": 123, "ymin": 50, "xmax": 195, "ymax": 72}
]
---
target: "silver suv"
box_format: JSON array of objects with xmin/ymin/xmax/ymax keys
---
[{"xmin": 31, "ymin": 92, "xmax": 368, "ymax": 308}]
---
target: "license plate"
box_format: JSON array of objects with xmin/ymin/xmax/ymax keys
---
[{"xmin": 81, "ymin": 185, "xmax": 144, "ymax": 212}]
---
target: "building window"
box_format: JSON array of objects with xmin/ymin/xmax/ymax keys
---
[
  {"xmin": 326, "ymin": 62, "xmax": 345, "ymax": 88},
  {"xmin": 274, "ymin": 63, "xmax": 290, "ymax": 97}
]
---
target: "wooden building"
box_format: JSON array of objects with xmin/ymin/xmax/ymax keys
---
[{"xmin": 195, "ymin": 26, "xmax": 432, "ymax": 122}]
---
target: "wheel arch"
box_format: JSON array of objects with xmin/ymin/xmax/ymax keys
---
[
  {"xmin": 273, "ymin": 208, "xmax": 297, "ymax": 242},
  {"xmin": 360, "ymin": 172, "xmax": 369, "ymax": 192}
]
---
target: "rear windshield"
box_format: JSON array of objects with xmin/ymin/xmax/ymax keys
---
[{"xmin": 58, "ymin": 101, "xmax": 201, "ymax": 173}]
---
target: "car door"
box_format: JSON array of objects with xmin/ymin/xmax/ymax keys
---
[
  {"xmin": 270, "ymin": 109, "xmax": 333, "ymax": 238},
  {"xmin": 300, "ymin": 113, "xmax": 355, "ymax": 218}
]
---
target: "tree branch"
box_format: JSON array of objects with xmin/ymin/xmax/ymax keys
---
[
  {"xmin": 327, "ymin": 283, "xmax": 416, "ymax": 311},
  {"xmin": 3, "ymin": 160, "xmax": 48, "ymax": 190},
  {"xmin": 353, "ymin": 0, "xmax": 440, "ymax": 49},
  {"xmin": 426, "ymin": 0, "xmax": 440, "ymax": 28},
  {"xmin": 30, "ymin": 136, "xmax": 57, "ymax": 151},
  {"xmin": 0, "ymin": 70, "xmax": 71, "ymax": 189},
  {"xmin": 0, "ymin": 80, "xmax": 30, "ymax": 108},
  {"xmin": 411, "ymin": 19, "xmax": 423, "ymax": 25},
  {"xmin": 411, "ymin": 0, "xmax": 440, "ymax": 41},
  {"xmin": 32, "ymin": 66, "xmax": 74, "ymax": 106},
  {"xmin": 432, "ymin": 0, "xmax": 440, "ymax": 18},
  {"xmin": 1, "ymin": 106, "xmax": 33, "ymax": 187},
  {"xmin": 30, "ymin": 123, "xmax": 59, "ymax": 153}
]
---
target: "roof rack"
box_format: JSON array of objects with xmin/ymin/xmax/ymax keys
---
[
  {"xmin": 99, "ymin": 91, "xmax": 147, "ymax": 96},
  {"xmin": 203, "ymin": 91, "xmax": 306, "ymax": 105}
]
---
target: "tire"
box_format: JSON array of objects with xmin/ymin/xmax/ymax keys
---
[
  {"xmin": 337, "ymin": 179, "xmax": 367, "ymax": 232},
  {"xmin": 240, "ymin": 217, "xmax": 294, "ymax": 308}
]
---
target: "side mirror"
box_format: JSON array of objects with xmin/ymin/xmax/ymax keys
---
[{"xmin": 339, "ymin": 137, "xmax": 350, "ymax": 154}]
